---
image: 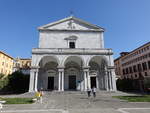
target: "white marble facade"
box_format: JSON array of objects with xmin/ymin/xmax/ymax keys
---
[{"xmin": 29, "ymin": 16, "xmax": 117, "ymax": 92}]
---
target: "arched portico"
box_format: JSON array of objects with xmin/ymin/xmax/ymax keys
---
[
  {"xmin": 88, "ymin": 56, "xmax": 108, "ymax": 90},
  {"xmin": 86, "ymin": 55, "xmax": 117, "ymax": 91},
  {"xmin": 63, "ymin": 56, "xmax": 84, "ymax": 91},
  {"xmin": 29, "ymin": 55, "xmax": 61, "ymax": 92},
  {"xmin": 29, "ymin": 54, "xmax": 116, "ymax": 92},
  {"xmin": 38, "ymin": 56, "xmax": 59, "ymax": 91}
]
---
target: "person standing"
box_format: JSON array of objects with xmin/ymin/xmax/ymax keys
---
[
  {"xmin": 35, "ymin": 90, "xmax": 43, "ymax": 103},
  {"xmin": 92, "ymin": 86, "xmax": 96, "ymax": 98},
  {"xmin": 35, "ymin": 91, "xmax": 41, "ymax": 102},
  {"xmin": 39, "ymin": 90, "xmax": 43, "ymax": 103},
  {"xmin": 87, "ymin": 87, "xmax": 91, "ymax": 98}
]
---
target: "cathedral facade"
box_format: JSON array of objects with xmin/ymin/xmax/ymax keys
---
[{"xmin": 29, "ymin": 16, "xmax": 116, "ymax": 92}]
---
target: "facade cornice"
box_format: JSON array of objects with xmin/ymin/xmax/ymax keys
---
[
  {"xmin": 38, "ymin": 16, "xmax": 105, "ymax": 32},
  {"xmin": 32, "ymin": 48, "xmax": 113, "ymax": 55},
  {"xmin": 39, "ymin": 29, "xmax": 104, "ymax": 32}
]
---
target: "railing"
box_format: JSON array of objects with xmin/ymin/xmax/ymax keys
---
[{"xmin": 32, "ymin": 48, "xmax": 113, "ymax": 55}]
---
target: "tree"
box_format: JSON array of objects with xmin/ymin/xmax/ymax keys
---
[
  {"xmin": 7, "ymin": 71, "xmax": 30, "ymax": 93},
  {"xmin": 0, "ymin": 73, "xmax": 5, "ymax": 79}
]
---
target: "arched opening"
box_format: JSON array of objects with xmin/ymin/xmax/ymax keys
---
[
  {"xmin": 37, "ymin": 56, "xmax": 59, "ymax": 91},
  {"xmin": 63, "ymin": 56, "xmax": 84, "ymax": 91},
  {"xmin": 88, "ymin": 56, "xmax": 108, "ymax": 90}
]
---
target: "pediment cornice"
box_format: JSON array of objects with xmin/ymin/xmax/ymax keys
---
[{"xmin": 38, "ymin": 16, "xmax": 105, "ymax": 32}]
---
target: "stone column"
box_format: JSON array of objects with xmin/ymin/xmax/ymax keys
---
[
  {"xmin": 29, "ymin": 66, "xmax": 39, "ymax": 92},
  {"xmin": 108, "ymin": 54, "xmax": 117, "ymax": 91},
  {"xmin": 96, "ymin": 76, "xmax": 99, "ymax": 89},
  {"xmin": 29, "ymin": 69, "xmax": 35, "ymax": 92},
  {"xmin": 83, "ymin": 70, "xmax": 87, "ymax": 91},
  {"xmin": 34, "ymin": 69, "xmax": 39, "ymax": 91},
  {"xmin": 110, "ymin": 69, "xmax": 117, "ymax": 91},
  {"xmin": 107, "ymin": 66, "xmax": 117, "ymax": 91},
  {"xmin": 83, "ymin": 67, "xmax": 90, "ymax": 91},
  {"xmin": 58, "ymin": 67, "xmax": 64, "ymax": 91},
  {"xmin": 87, "ymin": 70, "xmax": 91, "ymax": 89},
  {"xmin": 104, "ymin": 70, "xmax": 109, "ymax": 91},
  {"xmin": 110, "ymin": 70, "xmax": 113, "ymax": 91},
  {"xmin": 61, "ymin": 69, "xmax": 64, "ymax": 91},
  {"xmin": 58, "ymin": 69, "xmax": 61, "ymax": 91},
  {"xmin": 107, "ymin": 70, "xmax": 111, "ymax": 91}
]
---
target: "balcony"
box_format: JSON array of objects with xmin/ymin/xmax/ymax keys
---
[{"xmin": 32, "ymin": 48, "xmax": 113, "ymax": 55}]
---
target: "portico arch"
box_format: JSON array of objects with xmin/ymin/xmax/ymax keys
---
[
  {"xmin": 63, "ymin": 56, "xmax": 84, "ymax": 91},
  {"xmin": 88, "ymin": 56, "xmax": 108, "ymax": 90},
  {"xmin": 62, "ymin": 55, "xmax": 85, "ymax": 67},
  {"xmin": 37, "ymin": 56, "xmax": 59, "ymax": 91},
  {"xmin": 38, "ymin": 55, "xmax": 60, "ymax": 67}
]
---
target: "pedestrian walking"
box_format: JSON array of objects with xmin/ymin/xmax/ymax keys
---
[
  {"xmin": 92, "ymin": 86, "xmax": 96, "ymax": 98},
  {"xmin": 87, "ymin": 87, "xmax": 91, "ymax": 98}
]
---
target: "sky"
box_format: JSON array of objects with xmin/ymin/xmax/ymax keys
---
[{"xmin": 0, "ymin": 0, "xmax": 149, "ymax": 59}]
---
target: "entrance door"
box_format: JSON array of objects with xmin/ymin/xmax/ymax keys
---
[
  {"xmin": 69, "ymin": 76, "xmax": 76, "ymax": 90},
  {"xmin": 48, "ymin": 77, "xmax": 54, "ymax": 90},
  {"xmin": 90, "ymin": 77, "xmax": 96, "ymax": 88}
]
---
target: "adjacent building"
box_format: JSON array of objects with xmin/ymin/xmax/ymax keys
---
[
  {"xmin": 13, "ymin": 58, "xmax": 31, "ymax": 74},
  {"xmin": 115, "ymin": 42, "xmax": 150, "ymax": 79},
  {"xmin": 29, "ymin": 16, "xmax": 117, "ymax": 92},
  {"xmin": 0, "ymin": 51, "xmax": 13, "ymax": 75},
  {"xmin": 0, "ymin": 51, "xmax": 31, "ymax": 75},
  {"xmin": 114, "ymin": 56, "xmax": 122, "ymax": 79}
]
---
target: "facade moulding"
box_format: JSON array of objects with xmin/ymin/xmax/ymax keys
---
[
  {"xmin": 32, "ymin": 48, "xmax": 113, "ymax": 55},
  {"xmin": 38, "ymin": 29, "xmax": 103, "ymax": 32},
  {"xmin": 107, "ymin": 66, "xmax": 115, "ymax": 70}
]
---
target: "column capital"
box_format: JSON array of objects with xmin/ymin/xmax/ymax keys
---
[
  {"xmin": 57, "ymin": 66, "xmax": 65, "ymax": 69},
  {"xmin": 58, "ymin": 69, "xmax": 64, "ymax": 72},
  {"xmin": 57, "ymin": 66, "xmax": 65, "ymax": 72},
  {"xmin": 31, "ymin": 66, "xmax": 40, "ymax": 69},
  {"xmin": 107, "ymin": 66, "xmax": 115, "ymax": 70},
  {"xmin": 83, "ymin": 66, "xmax": 90, "ymax": 72}
]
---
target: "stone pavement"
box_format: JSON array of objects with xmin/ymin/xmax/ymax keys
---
[{"xmin": 1, "ymin": 91, "xmax": 150, "ymax": 113}]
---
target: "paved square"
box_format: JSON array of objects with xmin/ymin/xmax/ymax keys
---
[{"xmin": 1, "ymin": 91, "xmax": 150, "ymax": 113}]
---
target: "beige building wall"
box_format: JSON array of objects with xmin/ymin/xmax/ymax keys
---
[
  {"xmin": 13, "ymin": 58, "xmax": 31, "ymax": 72},
  {"xmin": 0, "ymin": 51, "xmax": 13, "ymax": 75},
  {"xmin": 14, "ymin": 58, "xmax": 31, "ymax": 68}
]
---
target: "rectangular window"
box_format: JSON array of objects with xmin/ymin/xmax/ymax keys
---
[
  {"xmin": 69, "ymin": 42, "xmax": 75, "ymax": 48},
  {"xmin": 123, "ymin": 69, "xmax": 125, "ymax": 75},
  {"xmin": 145, "ymin": 72, "xmax": 148, "ymax": 76},
  {"xmin": 129, "ymin": 67, "xmax": 132, "ymax": 73},
  {"xmin": 133, "ymin": 65, "xmax": 137, "ymax": 72},
  {"xmin": 148, "ymin": 61, "xmax": 150, "ymax": 69},
  {"xmin": 142, "ymin": 62, "xmax": 147, "ymax": 71},
  {"xmin": 126, "ymin": 68, "xmax": 129, "ymax": 74},
  {"xmin": 137, "ymin": 64, "xmax": 142, "ymax": 72}
]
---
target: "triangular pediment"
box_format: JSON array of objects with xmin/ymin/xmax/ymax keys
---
[{"xmin": 38, "ymin": 16, "xmax": 104, "ymax": 31}]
